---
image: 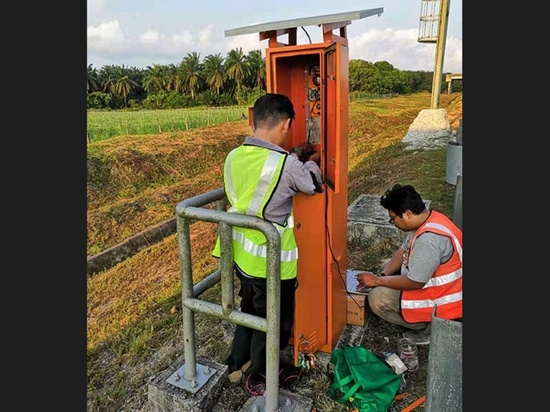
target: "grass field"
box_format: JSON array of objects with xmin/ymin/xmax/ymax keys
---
[
  {"xmin": 87, "ymin": 91, "xmax": 462, "ymax": 411},
  {"xmin": 87, "ymin": 106, "xmax": 249, "ymax": 143}
]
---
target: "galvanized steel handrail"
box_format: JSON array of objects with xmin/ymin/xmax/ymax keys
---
[{"xmin": 175, "ymin": 187, "xmax": 283, "ymax": 412}]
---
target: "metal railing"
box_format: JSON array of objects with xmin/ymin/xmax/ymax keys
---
[{"xmin": 174, "ymin": 187, "xmax": 285, "ymax": 412}]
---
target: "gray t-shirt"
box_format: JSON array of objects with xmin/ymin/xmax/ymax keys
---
[
  {"xmin": 241, "ymin": 137, "xmax": 323, "ymax": 226},
  {"xmin": 400, "ymin": 230, "xmax": 454, "ymax": 284}
]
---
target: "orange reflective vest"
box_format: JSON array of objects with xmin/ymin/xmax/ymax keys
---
[{"xmin": 401, "ymin": 211, "xmax": 463, "ymax": 323}]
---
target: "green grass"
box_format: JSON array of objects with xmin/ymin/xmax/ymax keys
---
[{"xmin": 87, "ymin": 106, "xmax": 250, "ymax": 143}]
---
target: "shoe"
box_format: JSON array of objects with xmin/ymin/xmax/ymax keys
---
[
  {"xmin": 279, "ymin": 363, "xmax": 303, "ymax": 390},
  {"xmin": 403, "ymin": 327, "xmax": 430, "ymax": 345},
  {"xmin": 227, "ymin": 360, "xmax": 252, "ymax": 384},
  {"xmin": 244, "ymin": 372, "xmax": 266, "ymax": 396}
]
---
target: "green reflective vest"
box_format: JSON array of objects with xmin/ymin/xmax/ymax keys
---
[{"xmin": 212, "ymin": 145, "xmax": 298, "ymax": 280}]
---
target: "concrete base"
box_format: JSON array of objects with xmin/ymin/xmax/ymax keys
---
[
  {"xmin": 402, "ymin": 109, "xmax": 452, "ymax": 151},
  {"xmin": 238, "ymin": 389, "xmax": 313, "ymax": 412},
  {"xmin": 147, "ymin": 314, "xmax": 374, "ymax": 412},
  {"xmin": 347, "ymin": 194, "xmax": 431, "ymax": 247},
  {"xmin": 148, "ymin": 357, "xmax": 229, "ymax": 412},
  {"xmin": 336, "ymin": 322, "xmax": 367, "ymax": 348},
  {"xmin": 425, "ymin": 316, "xmax": 462, "ymax": 411}
]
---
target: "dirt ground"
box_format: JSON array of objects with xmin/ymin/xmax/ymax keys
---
[
  {"xmin": 208, "ymin": 296, "xmax": 429, "ymax": 412},
  {"xmin": 341, "ymin": 250, "xmax": 430, "ymax": 412},
  {"xmin": 355, "ymin": 310, "xmax": 430, "ymax": 411},
  {"xmin": 211, "ymin": 307, "xmax": 430, "ymax": 412},
  {"xmin": 208, "ymin": 235, "xmax": 430, "ymax": 412}
]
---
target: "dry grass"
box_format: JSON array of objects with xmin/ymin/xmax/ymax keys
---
[
  {"xmin": 87, "ymin": 92, "xmax": 462, "ymax": 412},
  {"xmin": 87, "ymin": 123, "xmax": 251, "ymax": 255}
]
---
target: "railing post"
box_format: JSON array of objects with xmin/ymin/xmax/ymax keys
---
[{"xmin": 178, "ymin": 215, "xmax": 197, "ymax": 381}]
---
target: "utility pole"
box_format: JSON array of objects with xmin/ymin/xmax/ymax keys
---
[{"xmin": 430, "ymin": 0, "xmax": 451, "ymax": 109}]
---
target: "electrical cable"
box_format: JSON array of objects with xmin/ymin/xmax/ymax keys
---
[
  {"xmin": 324, "ymin": 181, "xmax": 364, "ymax": 310},
  {"xmin": 301, "ymin": 26, "xmax": 312, "ymax": 44}
]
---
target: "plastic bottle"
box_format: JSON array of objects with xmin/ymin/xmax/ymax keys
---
[
  {"xmin": 382, "ymin": 351, "xmax": 407, "ymax": 374},
  {"xmin": 397, "ymin": 338, "xmax": 419, "ymax": 372}
]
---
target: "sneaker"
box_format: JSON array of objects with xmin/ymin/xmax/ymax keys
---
[
  {"xmin": 244, "ymin": 372, "xmax": 266, "ymax": 396},
  {"xmin": 227, "ymin": 360, "xmax": 252, "ymax": 384},
  {"xmin": 403, "ymin": 327, "xmax": 430, "ymax": 345}
]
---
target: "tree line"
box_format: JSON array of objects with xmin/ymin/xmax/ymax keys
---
[{"xmin": 87, "ymin": 47, "xmax": 462, "ymax": 110}]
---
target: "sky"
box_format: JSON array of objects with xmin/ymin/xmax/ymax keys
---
[{"xmin": 87, "ymin": 0, "xmax": 462, "ymax": 73}]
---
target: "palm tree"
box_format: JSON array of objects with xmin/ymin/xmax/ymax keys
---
[
  {"xmin": 126, "ymin": 66, "xmax": 146, "ymax": 99},
  {"xmin": 87, "ymin": 64, "xmax": 100, "ymax": 93},
  {"xmin": 245, "ymin": 49, "xmax": 266, "ymax": 90},
  {"xmin": 166, "ymin": 63, "xmax": 185, "ymax": 93},
  {"xmin": 179, "ymin": 52, "xmax": 203, "ymax": 99},
  {"xmin": 115, "ymin": 75, "xmax": 139, "ymax": 107},
  {"xmin": 203, "ymin": 53, "xmax": 226, "ymax": 96},
  {"xmin": 225, "ymin": 48, "xmax": 250, "ymax": 91},
  {"xmin": 99, "ymin": 65, "xmax": 139, "ymax": 107},
  {"xmin": 143, "ymin": 64, "xmax": 169, "ymax": 94},
  {"xmin": 99, "ymin": 65, "xmax": 120, "ymax": 96}
]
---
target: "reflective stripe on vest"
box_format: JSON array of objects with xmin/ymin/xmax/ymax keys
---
[{"xmin": 401, "ymin": 211, "xmax": 463, "ymax": 322}]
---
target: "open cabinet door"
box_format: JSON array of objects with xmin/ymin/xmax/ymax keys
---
[{"xmin": 323, "ymin": 40, "xmax": 349, "ymax": 352}]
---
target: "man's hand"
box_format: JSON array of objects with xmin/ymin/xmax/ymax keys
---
[
  {"xmin": 295, "ymin": 142, "xmax": 320, "ymax": 165},
  {"xmin": 306, "ymin": 151, "xmax": 320, "ymax": 166},
  {"xmin": 356, "ymin": 271, "xmax": 426, "ymax": 291},
  {"xmin": 295, "ymin": 141, "xmax": 315, "ymax": 153},
  {"xmin": 356, "ymin": 272, "xmax": 380, "ymax": 288}
]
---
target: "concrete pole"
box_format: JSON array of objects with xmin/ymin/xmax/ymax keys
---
[
  {"xmin": 425, "ymin": 313, "xmax": 462, "ymax": 411},
  {"xmin": 430, "ymin": 0, "xmax": 451, "ymax": 109}
]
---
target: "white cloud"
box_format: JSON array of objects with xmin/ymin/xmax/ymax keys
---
[
  {"xmin": 197, "ymin": 25, "xmax": 213, "ymax": 46},
  {"xmin": 170, "ymin": 31, "xmax": 194, "ymax": 46},
  {"xmin": 87, "ymin": 20, "xmax": 131, "ymax": 50},
  {"xmin": 441, "ymin": 37, "xmax": 462, "ymax": 74},
  {"xmin": 349, "ymin": 28, "xmax": 462, "ymax": 73},
  {"xmin": 139, "ymin": 30, "xmax": 161, "ymax": 44},
  {"xmin": 88, "ymin": 21, "xmax": 461, "ymax": 73},
  {"xmin": 87, "ymin": 0, "xmax": 108, "ymax": 19},
  {"xmin": 226, "ymin": 33, "xmax": 265, "ymax": 54}
]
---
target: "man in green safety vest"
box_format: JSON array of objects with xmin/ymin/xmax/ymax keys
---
[{"xmin": 212, "ymin": 93, "xmax": 323, "ymax": 395}]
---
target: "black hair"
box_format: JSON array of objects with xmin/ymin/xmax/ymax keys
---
[
  {"xmin": 379, "ymin": 184, "xmax": 427, "ymax": 217},
  {"xmin": 252, "ymin": 93, "xmax": 295, "ymax": 130}
]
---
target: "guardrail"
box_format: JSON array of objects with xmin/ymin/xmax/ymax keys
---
[{"xmin": 174, "ymin": 187, "xmax": 286, "ymax": 412}]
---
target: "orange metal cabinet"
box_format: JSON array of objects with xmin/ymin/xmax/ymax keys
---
[
  {"xmin": 224, "ymin": 8, "xmax": 385, "ymax": 366},
  {"xmin": 265, "ymin": 41, "xmax": 349, "ymax": 364}
]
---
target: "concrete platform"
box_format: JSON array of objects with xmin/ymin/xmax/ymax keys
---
[
  {"xmin": 238, "ymin": 389, "xmax": 313, "ymax": 412},
  {"xmin": 347, "ymin": 194, "xmax": 431, "ymax": 247},
  {"xmin": 147, "ymin": 324, "xmax": 369, "ymax": 412},
  {"xmin": 148, "ymin": 357, "xmax": 229, "ymax": 412}
]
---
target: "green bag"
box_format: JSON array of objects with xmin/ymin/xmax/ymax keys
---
[{"xmin": 329, "ymin": 346, "xmax": 402, "ymax": 412}]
